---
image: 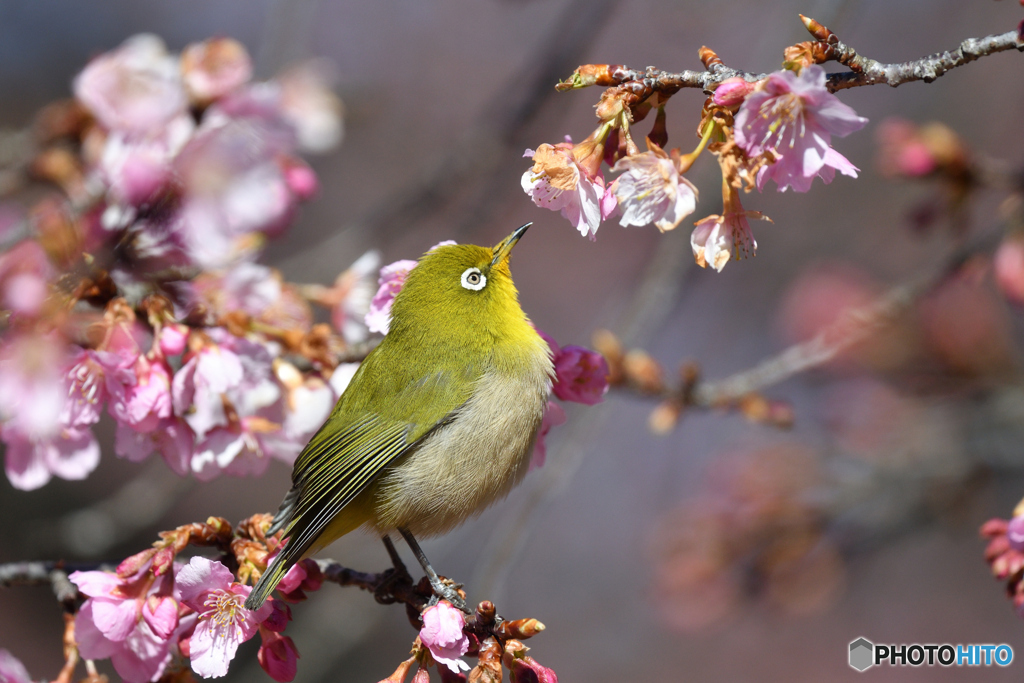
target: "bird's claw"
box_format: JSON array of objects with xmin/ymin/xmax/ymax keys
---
[{"xmin": 429, "ymin": 575, "xmax": 468, "ymax": 613}]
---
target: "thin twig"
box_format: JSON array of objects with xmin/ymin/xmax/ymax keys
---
[
  {"xmin": 0, "ymin": 560, "xmax": 111, "ymax": 607},
  {"xmin": 592, "ymin": 29, "xmax": 1022, "ymax": 96}
]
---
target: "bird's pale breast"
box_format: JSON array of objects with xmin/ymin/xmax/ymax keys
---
[{"xmin": 368, "ymin": 341, "xmax": 553, "ymax": 537}]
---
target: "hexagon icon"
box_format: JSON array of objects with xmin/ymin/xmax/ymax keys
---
[{"xmin": 849, "ymin": 638, "xmax": 874, "ymax": 672}]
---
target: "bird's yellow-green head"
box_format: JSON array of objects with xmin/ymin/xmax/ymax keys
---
[{"xmin": 388, "ymin": 223, "xmax": 535, "ymax": 345}]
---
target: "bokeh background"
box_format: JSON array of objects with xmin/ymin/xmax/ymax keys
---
[{"xmin": 2, "ymin": 0, "xmax": 1024, "ymax": 680}]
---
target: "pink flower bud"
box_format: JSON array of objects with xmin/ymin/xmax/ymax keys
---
[
  {"xmin": 262, "ymin": 600, "xmax": 292, "ymax": 632},
  {"xmin": 159, "ymin": 324, "xmax": 188, "ymax": 356},
  {"xmin": 258, "ymin": 631, "xmax": 299, "ymax": 682},
  {"xmin": 116, "ymin": 547, "xmax": 157, "ymax": 578},
  {"xmin": 283, "ymin": 159, "xmax": 320, "ymax": 201},
  {"xmin": 509, "ymin": 656, "xmax": 559, "ymax": 683},
  {"xmin": 552, "ymin": 346, "xmax": 609, "ymax": 405},
  {"xmin": 712, "ymin": 77, "xmax": 755, "ymax": 107}
]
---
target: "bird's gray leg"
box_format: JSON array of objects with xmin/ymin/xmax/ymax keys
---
[
  {"xmin": 398, "ymin": 527, "xmax": 468, "ymax": 612},
  {"xmin": 381, "ymin": 534, "xmax": 408, "ymax": 575}
]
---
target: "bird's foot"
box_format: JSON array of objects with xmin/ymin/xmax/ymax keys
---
[{"xmin": 429, "ymin": 575, "xmax": 468, "ymax": 613}]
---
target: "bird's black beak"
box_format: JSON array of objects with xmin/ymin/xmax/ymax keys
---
[{"xmin": 490, "ymin": 222, "xmax": 531, "ymax": 267}]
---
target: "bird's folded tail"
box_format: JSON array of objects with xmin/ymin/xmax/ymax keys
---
[{"xmin": 245, "ymin": 549, "xmax": 291, "ymax": 611}]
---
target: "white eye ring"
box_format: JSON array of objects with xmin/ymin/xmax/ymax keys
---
[{"xmin": 461, "ymin": 267, "xmax": 486, "ymax": 291}]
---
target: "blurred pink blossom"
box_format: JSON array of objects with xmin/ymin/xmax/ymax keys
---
[
  {"xmin": 115, "ymin": 416, "xmax": 195, "ymax": 476},
  {"xmin": 73, "ymin": 34, "xmax": 188, "ymax": 135},
  {"xmin": 70, "ymin": 568, "xmax": 179, "ymax": 683},
  {"xmin": 0, "ymin": 649, "xmax": 32, "ymax": 683},
  {"xmin": 328, "ymin": 250, "xmax": 381, "ymax": 344},
  {"xmin": 277, "ymin": 60, "xmax": 345, "ymax": 154},
  {"xmin": 522, "ymin": 142, "xmax": 615, "ymax": 240},
  {"xmin": 0, "ymin": 331, "xmax": 69, "ymax": 440},
  {"xmin": 0, "ymin": 241, "xmax": 53, "ymax": 316},
  {"xmin": 98, "ymin": 116, "xmax": 193, "ymax": 208},
  {"xmin": 611, "ymin": 145, "xmax": 698, "ymax": 232},
  {"xmin": 180, "ymin": 37, "xmax": 253, "ymax": 105},
  {"xmin": 995, "ymin": 237, "xmax": 1024, "ymax": 306},
  {"xmin": 365, "ymin": 259, "xmax": 416, "ymax": 335},
  {"xmin": 419, "ymin": 600, "xmax": 470, "ymax": 674},
  {"xmin": 735, "ymin": 65, "xmax": 867, "ymax": 193},
  {"xmin": 530, "ymin": 400, "xmax": 567, "ymax": 471},
  {"xmin": 552, "ymin": 345, "xmax": 609, "ymax": 405},
  {"xmin": 158, "ymin": 324, "xmax": 188, "ymax": 356},
  {"xmin": 175, "ymin": 556, "xmax": 272, "ymax": 679}
]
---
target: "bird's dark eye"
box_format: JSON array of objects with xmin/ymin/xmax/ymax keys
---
[{"xmin": 461, "ymin": 267, "xmax": 486, "ymax": 291}]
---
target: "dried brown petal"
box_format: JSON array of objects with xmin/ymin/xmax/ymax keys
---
[{"xmin": 622, "ymin": 349, "xmax": 664, "ymax": 393}]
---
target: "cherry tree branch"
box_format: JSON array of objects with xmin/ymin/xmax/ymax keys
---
[
  {"xmin": 0, "ymin": 560, "xmax": 110, "ymax": 607},
  {"xmin": 575, "ymin": 25, "xmax": 1022, "ymax": 97}
]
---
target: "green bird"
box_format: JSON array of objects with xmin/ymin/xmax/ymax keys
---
[{"xmin": 246, "ymin": 223, "xmax": 553, "ymax": 610}]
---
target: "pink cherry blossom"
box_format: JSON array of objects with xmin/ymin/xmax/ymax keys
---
[
  {"xmin": 690, "ymin": 210, "xmax": 770, "ymax": 272},
  {"xmin": 172, "ymin": 331, "xmax": 247, "ymax": 441},
  {"xmin": 0, "ymin": 331, "xmax": 69, "ymax": 441},
  {"xmin": 552, "ymin": 346, "xmax": 609, "ymax": 406},
  {"xmin": 258, "ymin": 631, "xmax": 300, "ymax": 682},
  {"xmin": 611, "ymin": 146, "xmax": 698, "ymax": 232},
  {"xmin": 0, "ymin": 648, "xmax": 32, "ymax": 683},
  {"xmin": 98, "ymin": 114, "xmax": 194, "ymax": 212},
  {"xmin": 115, "ymin": 417, "xmax": 194, "ymax": 476},
  {"xmin": 328, "ymin": 250, "xmax": 381, "ymax": 344},
  {"xmin": 172, "ymin": 115, "xmax": 299, "ymax": 268},
  {"xmin": 365, "ymin": 259, "xmax": 417, "ymax": 335},
  {"xmin": 2, "ymin": 425, "xmax": 100, "ymax": 490},
  {"xmin": 531, "ymin": 401, "xmax": 567, "ymax": 471},
  {"xmin": 419, "ymin": 600, "xmax": 470, "ymax": 674},
  {"xmin": 0, "ymin": 241, "xmax": 53, "ymax": 316},
  {"xmin": 73, "ymin": 34, "xmax": 188, "ymax": 135},
  {"xmin": 175, "ymin": 556, "xmax": 272, "ymax": 678},
  {"xmin": 180, "ymin": 37, "xmax": 253, "ymax": 105},
  {"xmin": 522, "ymin": 142, "xmax": 615, "ymax": 240},
  {"xmin": 110, "ymin": 355, "xmax": 172, "ymax": 432},
  {"xmin": 70, "ymin": 568, "xmax": 179, "ymax": 683},
  {"xmin": 276, "ymin": 60, "xmax": 345, "ymax": 154},
  {"xmin": 735, "ymin": 65, "xmax": 867, "ymax": 193}
]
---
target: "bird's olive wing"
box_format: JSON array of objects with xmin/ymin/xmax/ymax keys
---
[{"xmin": 272, "ymin": 355, "xmax": 478, "ymax": 557}]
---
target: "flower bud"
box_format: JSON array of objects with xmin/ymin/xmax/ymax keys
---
[
  {"xmin": 495, "ymin": 618, "xmax": 545, "ymax": 640},
  {"xmin": 648, "ymin": 400, "xmax": 682, "ymax": 435},
  {"xmin": 622, "ymin": 349, "xmax": 664, "ymax": 394},
  {"xmin": 712, "ymin": 78, "xmax": 755, "ymax": 108}
]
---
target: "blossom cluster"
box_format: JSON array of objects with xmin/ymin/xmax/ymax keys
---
[
  {"xmin": 523, "ymin": 62, "xmax": 867, "ymax": 271},
  {"xmin": 380, "ymin": 600, "xmax": 557, "ymax": 683},
  {"xmin": 69, "ymin": 515, "xmax": 320, "ymax": 682},
  {"xmin": 0, "ymin": 35, "xmax": 370, "ymax": 490},
  {"xmin": 364, "ymin": 243, "xmax": 610, "ymax": 469},
  {"xmin": 982, "ymin": 511, "xmax": 1024, "ymax": 618}
]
